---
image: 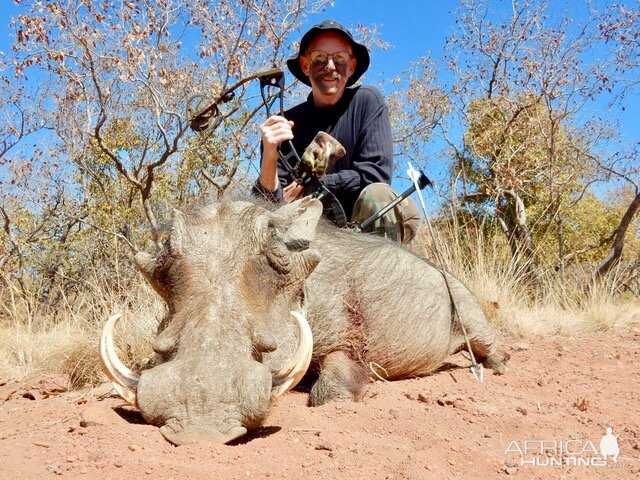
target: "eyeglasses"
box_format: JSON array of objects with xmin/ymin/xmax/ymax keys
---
[{"xmin": 306, "ymin": 50, "xmax": 352, "ymax": 66}]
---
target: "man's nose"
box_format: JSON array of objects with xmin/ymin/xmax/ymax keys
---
[{"xmin": 325, "ymin": 57, "xmax": 336, "ymax": 69}]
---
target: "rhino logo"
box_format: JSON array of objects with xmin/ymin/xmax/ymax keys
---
[{"xmin": 599, "ymin": 427, "xmax": 622, "ymax": 462}]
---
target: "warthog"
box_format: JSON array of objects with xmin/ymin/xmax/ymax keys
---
[{"xmin": 101, "ymin": 197, "xmax": 505, "ymax": 445}]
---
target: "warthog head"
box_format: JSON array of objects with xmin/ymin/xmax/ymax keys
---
[{"xmin": 100, "ymin": 198, "xmax": 323, "ymax": 444}]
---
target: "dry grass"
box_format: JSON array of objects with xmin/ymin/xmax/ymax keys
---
[
  {"xmin": 0, "ymin": 217, "xmax": 638, "ymax": 388},
  {"xmin": 0, "ymin": 267, "xmax": 162, "ymax": 387},
  {"xmin": 412, "ymin": 217, "xmax": 640, "ymax": 338}
]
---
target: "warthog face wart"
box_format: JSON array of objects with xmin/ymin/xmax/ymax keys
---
[{"xmin": 101, "ymin": 198, "xmax": 323, "ymax": 445}]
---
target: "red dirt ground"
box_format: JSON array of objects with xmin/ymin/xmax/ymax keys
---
[{"xmin": 1, "ymin": 331, "xmax": 639, "ymax": 480}]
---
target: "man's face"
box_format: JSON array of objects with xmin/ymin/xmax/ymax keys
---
[{"xmin": 300, "ymin": 31, "xmax": 357, "ymax": 107}]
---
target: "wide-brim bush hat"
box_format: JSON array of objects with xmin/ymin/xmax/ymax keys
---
[{"xmin": 286, "ymin": 19, "xmax": 370, "ymax": 87}]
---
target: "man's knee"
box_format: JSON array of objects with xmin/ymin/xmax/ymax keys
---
[{"xmin": 351, "ymin": 183, "xmax": 420, "ymax": 244}]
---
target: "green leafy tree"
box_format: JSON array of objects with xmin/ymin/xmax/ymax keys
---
[{"xmin": 395, "ymin": 0, "xmax": 639, "ymax": 286}]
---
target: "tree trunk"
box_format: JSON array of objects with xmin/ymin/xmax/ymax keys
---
[
  {"xmin": 555, "ymin": 214, "xmax": 565, "ymax": 279},
  {"xmin": 595, "ymin": 191, "xmax": 640, "ymax": 281},
  {"xmin": 506, "ymin": 189, "xmax": 539, "ymax": 278}
]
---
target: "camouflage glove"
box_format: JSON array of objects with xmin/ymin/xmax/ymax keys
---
[{"xmin": 297, "ymin": 131, "xmax": 345, "ymax": 184}]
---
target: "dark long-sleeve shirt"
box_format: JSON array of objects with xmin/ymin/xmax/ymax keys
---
[{"xmin": 253, "ymin": 85, "xmax": 394, "ymax": 220}]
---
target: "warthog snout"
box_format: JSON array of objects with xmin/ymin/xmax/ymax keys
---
[{"xmin": 101, "ymin": 309, "xmax": 313, "ymax": 444}]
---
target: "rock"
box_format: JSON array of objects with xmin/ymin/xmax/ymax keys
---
[
  {"xmin": 80, "ymin": 403, "xmax": 119, "ymax": 427},
  {"xmin": 47, "ymin": 464, "xmax": 63, "ymax": 476},
  {"xmin": 417, "ymin": 392, "xmax": 429, "ymax": 403},
  {"xmin": 315, "ymin": 443, "xmax": 333, "ymax": 452},
  {"xmin": 79, "ymin": 417, "xmax": 101, "ymax": 428},
  {"xmin": 27, "ymin": 374, "xmax": 70, "ymax": 398},
  {"xmin": 515, "ymin": 406, "xmax": 528, "ymax": 416},
  {"xmin": 22, "ymin": 391, "xmax": 37, "ymax": 401},
  {"xmin": 511, "ymin": 343, "xmax": 531, "ymax": 351},
  {"xmin": 0, "ymin": 388, "xmax": 18, "ymax": 405},
  {"xmin": 89, "ymin": 383, "xmax": 116, "ymax": 398},
  {"xmin": 505, "ymin": 466, "xmax": 518, "ymax": 475}
]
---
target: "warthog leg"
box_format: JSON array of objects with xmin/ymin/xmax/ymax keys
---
[{"xmin": 308, "ymin": 350, "xmax": 369, "ymax": 407}]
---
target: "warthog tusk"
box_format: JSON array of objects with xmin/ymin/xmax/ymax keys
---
[
  {"xmin": 271, "ymin": 311, "xmax": 313, "ymax": 398},
  {"xmin": 99, "ymin": 313, "xmax": 140, "ymax": 405}
]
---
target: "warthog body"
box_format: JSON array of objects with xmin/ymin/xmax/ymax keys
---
[{"xmin": 102, "ymin": 197, "xmax": 504, "ymax": 444}]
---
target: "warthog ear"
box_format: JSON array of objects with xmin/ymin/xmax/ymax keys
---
[
  {"xmin": 254, "ymin": 197, "xmax": 322, "ymax": 249},
  {"xmin": 169, "ymin": 209, "xmax": 186, "ymax": 256},
  {"xmin": 273, "ymin": 197, "xmax": 323, "ymax": 244},
  {"xmin": 134, "ymin": 251, "xmax": 155, "ymax": 277},
  {"xmin": 134, "ymin": 251, "xmax": 170, "ymax": 302},
  {"xmin": 255, "ymin": 199, "xmax": 322, "ymax": 280}
]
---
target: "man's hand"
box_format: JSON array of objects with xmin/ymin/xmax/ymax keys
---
[
  {"xmin": 283, "ymin": 182, "xmax": 304, "ymax": 203},
  {"xmin": 260, "ymin": 115, "xmax": 294, "ymax": 156},
  {"xmin": 259, "ymin": 115, "xmax": 294, "ymax": 191}
]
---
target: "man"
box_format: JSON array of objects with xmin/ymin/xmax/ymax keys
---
[{"xmin": 253, "ymin": 19, "xmax": 419, "ymax": 244}]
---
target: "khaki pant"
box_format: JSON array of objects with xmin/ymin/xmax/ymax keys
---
[{"xmin": 351, "ymin": 183, "xmax": 420, "ymax": 245}]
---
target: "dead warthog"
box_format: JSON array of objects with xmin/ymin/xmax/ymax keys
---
[{"xmin": 101, "ymin": 197, "xmax": 505, "ymax": 444}]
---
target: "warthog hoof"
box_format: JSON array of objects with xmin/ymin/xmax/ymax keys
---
[{"xmin": 481, "ymin": 350, "xmax": 510, "ymax": 375}]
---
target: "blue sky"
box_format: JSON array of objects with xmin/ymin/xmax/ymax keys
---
[
  {"xmin": 1, "ymin": 1, "xmax": 637, "ymax": 195},
  {"xmin": 308, "ymin": 1, "xmax": 454, "ymax": 78},
  {"xmin": 2, "ymin": 1, "xmax": 637, "ymax": 137},
  {"xmin": 303, "ymin": 0, "xmax": 639, "ymax": 139},
  {"xmin": 302, "ymin": 0, "xmax": 640, "ymax": 193}
]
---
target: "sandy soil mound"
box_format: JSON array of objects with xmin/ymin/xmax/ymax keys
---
[{"xmin": 1, "ymin": 332, "xmax": 639, "ymax": 479}]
